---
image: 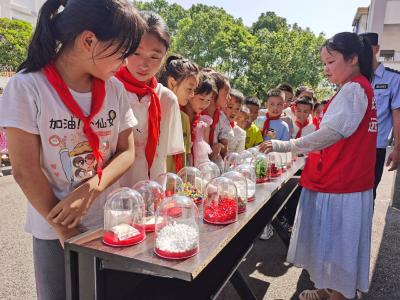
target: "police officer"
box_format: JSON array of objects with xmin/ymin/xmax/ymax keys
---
[{"xmin": 360, "ymin": 32, "xmax": 400, "ymax": 199}]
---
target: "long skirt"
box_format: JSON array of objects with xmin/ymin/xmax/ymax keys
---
[{"xmin": 287, "ymin": 188, "xmax": 373, "ymax": 299}]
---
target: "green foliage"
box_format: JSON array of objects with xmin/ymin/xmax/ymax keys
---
[
  {"xmin": 251, "ymin": 11, "xmax": 288, "ymax": 34},
  {"xmin": 0, "ymin": 18, "xmax": 32, "ymax": 71},
  {"xmin": 134, "ymin": 1, "xmax": 327, "ymax": 98}
]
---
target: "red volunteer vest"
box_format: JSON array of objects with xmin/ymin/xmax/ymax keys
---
[{"xmin": 300, "ymin": 75, "xmax": 377, "ymax": 193}]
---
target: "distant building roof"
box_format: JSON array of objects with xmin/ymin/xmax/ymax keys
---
[{"xmin": 353, "ymin": 7, "xmax": 369, "ymax": 26}]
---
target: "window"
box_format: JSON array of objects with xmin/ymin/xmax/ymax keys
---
[{"xmin": 379, "ymin": 50, "xmax": 395, "ymax": 62}]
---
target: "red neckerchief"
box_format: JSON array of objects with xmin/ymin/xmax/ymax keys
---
[
  {"xmin": 313, "ymin": 116, "xmax": 321, "ymax": 130},
  {"xmin": 230, "ymin": 121, "xmax": 235, "ymax": 128},
  {"xmin": 116, "ymin": 67, "xmax": 161, "ymax": 178},
  {"xmin": 295, "ymin": 119, "xmax": 310, "ymax": 138},
  {"xmin": 191, "ymin": 113, "xmax": 201, "ymax": 163},
  {"xmin": 262, "ymin": 113, "xmax": 280, "ymax": 137},
  {"xmin": 43, "ymin": 63, "xmax": 105, "ymax": 184},
  {"xmin": 290, "ymin": 102, "xmax": 296, "ymax": 113},
  {"xmin": 208, "ymin": 108, "xmax": 220, "ymax": 144}
]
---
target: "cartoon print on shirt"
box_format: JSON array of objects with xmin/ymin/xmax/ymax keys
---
[
  {"xmin": 48, "ymin": 135, "xmax": 105, "ymax": 187},
  {"xmin": 266, "ymin": 128, "xmax": 276, "ymax": 139}
]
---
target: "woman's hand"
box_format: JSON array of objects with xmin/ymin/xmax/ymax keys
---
[
  {"xmin": 259, "ymin": 141, "xmax": 273, "ymax": 153},
  {"xmin": 47, "ymin": 181, "xmax": 100, "ymax": 228}
]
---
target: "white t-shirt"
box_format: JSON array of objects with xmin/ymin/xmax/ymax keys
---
[
  {"xmin": 119, "ymin": 83, "xmax": 184, "ymax": 186},
  {"xmin": 228, "ymin": 124, "xmax": 246, "ymax": 153},
  {"xmin": 292, "ymin": 122, "xmax": 316, "ymax": 138},
  {"xmin": 0, "ymin": 71, "xmax": 137, "ymax": 239},
  {"xmin": 211, "ymin": 110, "xmax": 234, "ymax": 170}
]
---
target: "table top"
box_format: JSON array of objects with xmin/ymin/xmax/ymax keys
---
[{"xmin": 66, "ymin": 158, "xmax": 304, "ymax": 282}]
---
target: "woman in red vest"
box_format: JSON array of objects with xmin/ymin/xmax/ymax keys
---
[{"xmin": 261, "ymin": 32, "xmax": 377, "ymax": 300}]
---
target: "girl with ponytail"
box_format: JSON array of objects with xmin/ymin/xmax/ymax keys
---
[
  {"xmin": 0, "ymin": 0, "xmax": 144, "ymax": 298},
  {"xmin": 116, "ymin": 12, "xmax": 185, "ymax": 186},
  {"xmin": 260, "ymin": 32, "xmax": 377, "ymax": 300},
  {"xmin": 158, "ymin": 55, "xmax": 199, "ymax": 171}
]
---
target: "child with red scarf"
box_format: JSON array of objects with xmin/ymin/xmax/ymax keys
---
[
  {"xmin": 293, "ymin": 97, "xmax": 316, "ymax": 138},
  {"xmin": 312, "ymin": 100, "xmax": 328, "ymax": 130},
  {"xmin": 0, "ymin": 1, "xmax": 145, "ymax": 298},
  {"xmin": 225, "ymin": 89, "xmax": 246, "ymax": 153},
  {"xmin": 117, "ymin": 12, "xmax": 184, "ymax": 186},
  {"xmin": 158, "ymin": 55, "xmax": 199, "ymax": 173},
  {"xmin": 182, "ymin": 73, "xmax": 218, "ymax": 167},
  {"xmin": 255, "ymin": 88, "xmax": 290, "ymax": 142},
  {"xmin": 202, "ymin": 70, "xmax": 234, "ymax": 170}
]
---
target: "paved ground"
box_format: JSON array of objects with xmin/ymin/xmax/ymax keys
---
[{"xmin": 0, "ymin": 163, "xmax": 398, "ymax": 299}]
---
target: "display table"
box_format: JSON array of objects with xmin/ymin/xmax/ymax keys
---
[{"xmin": 64, "ymin": 158, "xmax": 304, "ymax": 300}]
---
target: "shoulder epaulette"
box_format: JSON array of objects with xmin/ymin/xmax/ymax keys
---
[{"xmin": 384, "ymin": 67, "xmax": 400, "ymax": 75}]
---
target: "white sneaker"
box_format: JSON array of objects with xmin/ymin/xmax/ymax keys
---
[{"xmin": 260, "ymin": 224, "xmax": 274, "ymax": 240}]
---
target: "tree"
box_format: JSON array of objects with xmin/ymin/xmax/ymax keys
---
[
  {"xmin": 251, "ymin": 11, "xmax": 288, "ymax": 34},
  {"xmin": 171, "ymin": 6, "xmax": 256, "ymax": 77},
  {"xmin": 0, "ymin": 18, "xmax": 32, "ymax": 71},
  {"xmin": 133, "ymin": 1, "xmax": 326, "ymax": 99},
  {"xmin": 135, "ymin": 0, "xmax": 188, "ymax": 36}
]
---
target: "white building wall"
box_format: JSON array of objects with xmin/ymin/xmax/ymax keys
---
[
  {"xmin": 0, "ymin": 0, "xmax": 45, "ymax": 25},
  {"xmin": 384, "ymin": 0, "xmax": 400, "ymax": 24}
]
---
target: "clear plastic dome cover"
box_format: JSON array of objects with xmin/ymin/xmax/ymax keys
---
[
  {"xmin": 103, "ymin": 188, "xmax": 146, "ymax": 247},
  {"xmin": 197, "ymin": 161, "xmax": 221, "ymax": 186},
  {"xmin": 234, "ymin": 163, "xmax": 256, "ymax": 202},
  {"xmin": 224, "ymin": 152, "xmax": 243, "ymax": 173},
  {"xmin": 279, "ymin": 153, "xmax": 288, "ymax": 172},
  {"xmin": 267, "ymin": 153, "xmax": 283, "ymax": 178},
  {"xmin": 239, "ymin": 150, "xmax": 253, "ymax": 164},
  {"xmin": 177, "ymin": 167, "xmax": 205, "ymax": 205},
  {"xmin": 251, "ymin": 153, "xmax": 270, "ymax": 183},
  {"xmin": 203, "ymin": 177, "xmax": 238, "ymax": 225},
  {"xmin": 222, "ymin": 171, "xmax": 248, "ymax": 214},
  {"xmin": 132, "ymin": 180, "xmax": 165, "ymax": 232},
  {"xmin": 247, "ymin": 147, "xmax": 260, "ymax": 157},
  {"xmin": 155, "ymin": 195, "xmax": 199, "ymax": 260},
  {"xmin": 286, "ymin": 152, "xmax": 293, "ymax": 168},
  {"xmin": 156, "ymin": 172, "xmax": 183, "ymax": 197}
]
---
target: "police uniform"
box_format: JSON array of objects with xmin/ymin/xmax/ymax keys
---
[{"xmin": 372, "ymin": 63, "xmax": 400, "ymax": 198}]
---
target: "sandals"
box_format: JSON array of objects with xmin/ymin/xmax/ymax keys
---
[{"xmin": 299, "ymin": 289, "xmax": 332, "ymax": 300}]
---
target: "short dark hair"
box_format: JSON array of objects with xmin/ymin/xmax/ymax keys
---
[
  {"xmin": 244, "ymin": 96, "xmax": 260, "ymax": 108},
  {"xmin": 277, "ymin": 83, "xmax": 293, "ymax": 94},
  {"xmin": 230, "ymin": 89, "xmax": 244, "ymax": 104},
  {"xmin": 265, "ymin": 88, "xmax": 284, "ymax": 102},
  {"xmin": 195, "ymin": 72, "xmax": 218, "ymax": 96},
  {"xmin": 295, "ymin": 86, "xmax": 313, "ymax": 97},
  {"xmin": 295, "ymin": 96, "xmax": 314, "ymax": 110},
  {"xmin": 201, "ymin": 68, "xmax": 229, "ymax": 91}
]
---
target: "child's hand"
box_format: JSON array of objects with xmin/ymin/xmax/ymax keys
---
[
  {"xmin": 259, "ymin": 141, "xmax": 273, "ymax": 153},
  {"xmin": 47, "ymin": 181, "xmax": 100, "ymax": 228},
  {"xmin": 54, "ymin": 226, "xmax": 80, "ymax": 248},
  {"xmin": 210, "ymin": 143, "xmax": 224, "ymax": 160}
]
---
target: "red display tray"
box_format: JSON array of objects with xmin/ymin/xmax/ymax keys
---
[
  {"xmin": 248, "ymin": 196, "xmax": 256, "ymax": 202},
  {"xmin": 103, "ymin": 231, "xmax": 145, "ymax": 247},
  {"xmin": 256, "ymin": 177, "xmax": 270, "ymax": 184},
  {"xmin": 155, "ymin": 247, "xmax": 198, "ymax": 260}
]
